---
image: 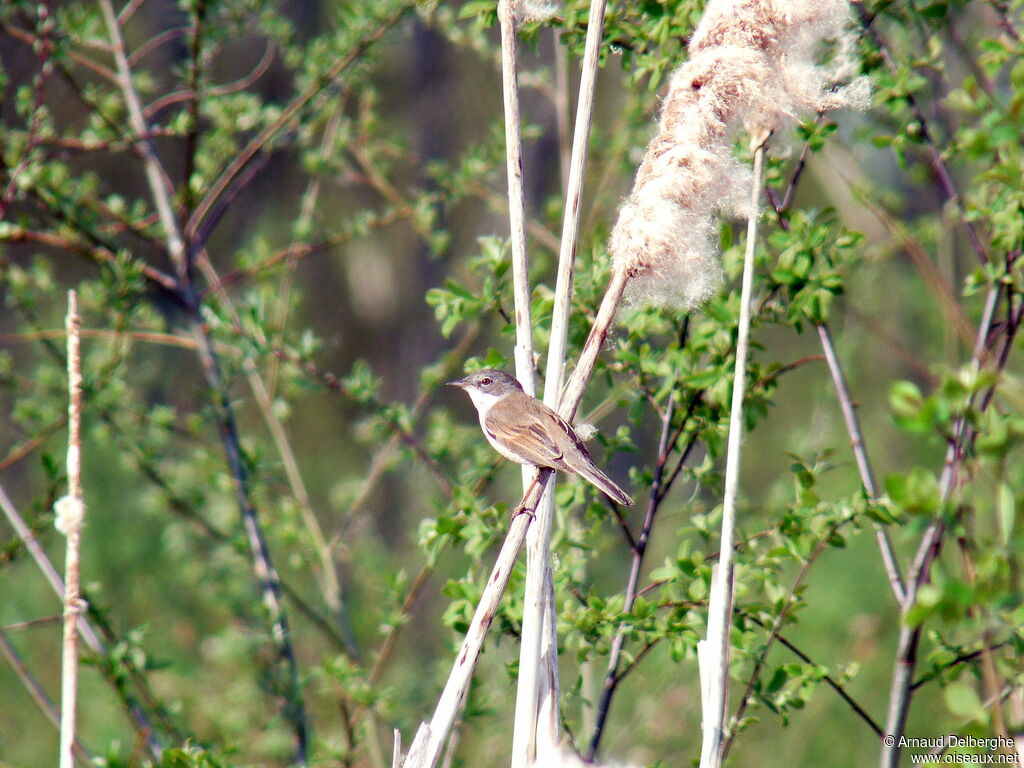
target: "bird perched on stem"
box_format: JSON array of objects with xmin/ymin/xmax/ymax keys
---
[{"xmin": 448, "ymin": 369, "xmax": 633, "ymax": 507}]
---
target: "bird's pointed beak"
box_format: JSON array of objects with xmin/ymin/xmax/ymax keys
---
[{"xmin": 447, "ymin": 377, "xmax": 470, "ymax": 389}]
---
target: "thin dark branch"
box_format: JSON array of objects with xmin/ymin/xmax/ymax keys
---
[
  {"xmin": 588, "ymin": 389, "xmax": 692, "ymax": 760},
  {"xmin": 984, "ymin": 0, "xmax": 1022, "ymax": 42},
  {"xmin": 722, "ymin": 514, "xmax": 855, "ymax": 761},
  {"xmin": 609, "ymin": 504, "xmax": 638, "ymax": 551},
  {"xmin": 744, "ymin": 614, "xmax": 884, "ymax": 737},
  {"xmin": 613, "ymin": 637, "xmax": 660, "ymax": 684},
  {"xmin": 881, "ymin": 268, "xmax": 1017, "ymax": 767},
  {"xmin": 780, "ymin": 115, "xmax": 822, "ymax": 211},
  {"xmin": 191, "ymin": 325, "xmax": 309, "ymax": 765},
  {"xmin": 267, "ymin": 345, "xmax": 455, "ymax": 495}
]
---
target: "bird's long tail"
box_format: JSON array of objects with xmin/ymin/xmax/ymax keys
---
[{"xmin": 576, "ymin": 464, "xmax": 634, "ymax": 507}]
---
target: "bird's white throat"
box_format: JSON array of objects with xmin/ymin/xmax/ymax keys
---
[{"xmin": 463, "ymin": 387, "xmax": 503, "ymax": 416}]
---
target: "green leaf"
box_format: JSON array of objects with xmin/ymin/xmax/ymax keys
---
[
  {"xmin": 997, "ymin": 483, "xmax": 1015, "ymax": 546},
  {"xmin": 943, "ymin": 683, "xmax": 986, "ymax": 722},
  {"xmin": 884, "ymin": 468, "xmax": 941, "ymax": 516}
]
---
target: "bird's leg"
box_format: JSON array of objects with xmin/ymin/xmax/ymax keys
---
[{"xmin": 513, "ymin": 469, "xmax": 543, "ymax": 519}]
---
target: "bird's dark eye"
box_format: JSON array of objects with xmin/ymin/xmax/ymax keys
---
[{"xmin": 480, "ymin": 376, "xmax": 492, "ymax": 386}]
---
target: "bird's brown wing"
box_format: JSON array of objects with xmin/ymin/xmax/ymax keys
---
[{"xmin": 484, "ymin": 393, "xmax": 580, "ymax": 470}]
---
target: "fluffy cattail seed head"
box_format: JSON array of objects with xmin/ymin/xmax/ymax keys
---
[{"xmin": 609, "ymin": 0, "xmax": 869, "ymax": 311}]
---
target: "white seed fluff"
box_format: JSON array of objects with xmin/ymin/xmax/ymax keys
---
[{"xmin": 610, "ymin": 0, "xmax": 870, "ymax": 311}]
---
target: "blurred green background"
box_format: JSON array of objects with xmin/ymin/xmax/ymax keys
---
[{"xmin": 1, "ymin": 1, "xmax": 1021, "ymax": 766}]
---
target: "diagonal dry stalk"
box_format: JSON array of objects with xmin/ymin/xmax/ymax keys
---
[
  {"xmin": 404, "ymin": 475, "xmax": 549, "ymax": 768},
  {"xmin": 698, "ymin": 137, "xmax": 767, "ymax": 768}
]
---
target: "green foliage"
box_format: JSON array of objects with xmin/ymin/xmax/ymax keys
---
[{"xmin": 0, "ymin": 0, "xmax": 1021, "ymax": 767}]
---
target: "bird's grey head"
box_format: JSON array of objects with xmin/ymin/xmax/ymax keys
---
[{"xmin": 447, "ymin": 369, "xmax": 523, "ymax": 398}]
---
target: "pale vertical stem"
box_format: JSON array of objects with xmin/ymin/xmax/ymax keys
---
[
  {"xmin": 699, "ymin": 141, "xmax": 765, "ymax": 768},
  {"xmin": 499, "ymin": 4, "xmax": 541, "ymax": 759},
  {"xmin": 498, "ymin": 0, "xmax": 536, "ymax": 396},
  {"xmin": 0, "ymin": 482, "xmax": 162, "ymax": 759},
  {"xmin": 58, "ymin": 290, "xmax": 84, "ymax": 768},
  {"xmin": 516, "ymin": 0, "xmax": 609, "ymax": 763},
  {"xmin": 553, "ymin": 31, "xmax": 571, "ymax": 190}
]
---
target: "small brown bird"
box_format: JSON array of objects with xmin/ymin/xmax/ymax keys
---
[{"xmin": 448, "ymin": 369, "xmax": 634, "ymax": 506}]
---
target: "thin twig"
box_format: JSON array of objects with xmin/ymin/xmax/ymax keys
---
[
  {"xmin": 0, "ymin": 4, "xmax": 54, "ymax": 220},
  {"xmin": 97, "ymin": 0, "xmax": 186, "ymax": 273},
  {"xmin": 186, "ymin": 6, "xmax": 409, "ymax": 251},
  {"xmin": 984, "ymin": 0, "xmax": 1022, "ymax": 41},
  {"xmin": 767, "ymin": 149, "xmax": 907, "ymax": 604},
  {"xmin": 742, "ymin": 615, "xmax": 884, "ymax": 737},
  {"xmin": 195, "ymin": 252, "xmax": 347, "ymax": 646},
  {"xmin": 0, "ymin": 225, "xmax": 179, "ymax": 294},
  {"xmin": 721, "ymin": 514, "xmax": 855, "ymax": 761},
  {"xmin": 0, "ymin": 627, "xmax": 94, "ymax": 765},
  {"xmin": 266, "ymin": 91, "xmax": 347, "ymax": 397},
  {"xmin": 854, "ymin": 2, "xmax": 989, "ymax": 268},
  {"xmin": 817, "ymin": 323, "xmax": 906, "ymax": 603}
]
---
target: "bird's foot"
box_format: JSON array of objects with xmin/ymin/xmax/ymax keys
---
[{"xmin": 512, "ymin": 503, "xmax": 536, "ymax": 521}]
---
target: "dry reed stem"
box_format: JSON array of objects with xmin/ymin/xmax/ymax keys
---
[
  {"xmin": 699, "ymin": 139, "xmax": 766, "ymax": 768},
  {"xmin": 517, "ymin": 0, "xmax": 610, "ymax": 763},
  {"xmin": 0, "ymin": 482, "xmax": 163, "ymax": 757},
  {"xmin": 498, "ymin": 0, "xmax": 537, "ymax": 398},
  {"xmin": 57, "ymin": 290, "xmax": 84, "ymax": 768},
  {"xmin": 496, "ymin": 3, "xmax": 544, "ymax": 762}
]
